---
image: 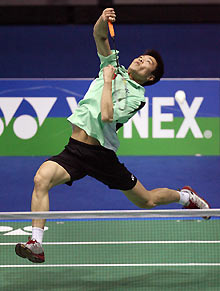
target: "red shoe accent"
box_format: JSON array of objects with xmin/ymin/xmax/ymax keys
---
[
  {"xmin": 182, "ymin": 185, "xmax": 211, "ymax": 220},
  {"xmin": 26, "ymin": 239, "xmax": 37, "ymax": 245},
  {"xmin": 182, "ymin": 186, "xmax": 210, "ymax": 208},
  {"xmin": 30, "ymin": 252, "xmax": 45, "ymax": 263},
  {"xmin": 15, "ymin": 237, "xmax": 45, "ymax": 263}
]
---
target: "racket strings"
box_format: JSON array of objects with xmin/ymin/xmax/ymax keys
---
[
  {"xmin": 108, "ymin": 21, "xmax": 128, "ymax": 111},
  {"xmin": 111, "ymin": 34, "xmax": 128, "ymax": 110}
]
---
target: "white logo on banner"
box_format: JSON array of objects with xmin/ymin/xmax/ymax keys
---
[
  {"xmin": 66, "ymin": 97, "xmax": 78, "ymax": 113},
  {"xmin": 123, "ymin": 93, "xmax": 211, "ymax": 139},
  {"xmin": 0, "ymin": 97, "xmax": 79, "ymax": 139},
  {"xmin": 0, "ymin": 97, "xmax": 57, "ymax": 139},
  {"xmin": 0, "ymin": 92, "xmax": 212, "ymax": 140}
]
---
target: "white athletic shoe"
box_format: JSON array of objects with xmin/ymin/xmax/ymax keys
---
[
  {"xmin": 182, "ymin": 186, "xmax": 211, "ymax": 220},
  {"xmin": 15, "ymin": 237, "xmax": 45, "ymax": 263}
]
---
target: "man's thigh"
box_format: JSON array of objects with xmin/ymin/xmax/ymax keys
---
[{"xmin": 36, "ymin": 161, "xmax": 71, "ymax": 188}]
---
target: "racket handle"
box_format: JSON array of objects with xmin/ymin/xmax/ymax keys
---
[{"xmin": 108, "ymin": 21, "xmax": 115, "ymax": 38}]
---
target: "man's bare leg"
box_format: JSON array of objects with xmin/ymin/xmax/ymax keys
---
[
  {"xmin": 15, "ymin": 160, "xmax": 71, "ymax": 263},
  {"xmin": 31, "ymin": 161, "xmax": 71, "ymax": 229},
  {"xmin": 122, "ymin": 180, "xmax": 180, "ymax": 209},
  {"xmin": 122, "ymin": 179, "xmax": 211, "ymax": 219}
]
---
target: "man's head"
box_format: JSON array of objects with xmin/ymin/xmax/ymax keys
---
[{"xmin": 128, "ymin": 49, "xmax": 164, "ymax": 86}]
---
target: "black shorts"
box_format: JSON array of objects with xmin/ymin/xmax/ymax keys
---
[{"xmin": 47, "ymin": 138, "xmax": 137, "ymax": 191}]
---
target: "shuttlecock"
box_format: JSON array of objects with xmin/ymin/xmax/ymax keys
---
[{"xmin": 175, "ymin": 90, "xmax": 186, "ymax": 104}]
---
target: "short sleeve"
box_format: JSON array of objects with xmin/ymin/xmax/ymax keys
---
[
  {"xmin": 113, "ymin": 96, "xmax": 145, "ymax": 124},
  {"xmin": 98, "ymin": 50, "xmax": 118, "ymax": 70}
]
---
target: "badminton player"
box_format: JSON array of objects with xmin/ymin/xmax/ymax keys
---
[{"xmin": 15, "ymin": 8, "xmax": 210, "ymax": 263}]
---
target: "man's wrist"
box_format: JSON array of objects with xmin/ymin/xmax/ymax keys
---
[{"xmin": 103, "ymin": 80, "xmax": 112, "ymax": 85}]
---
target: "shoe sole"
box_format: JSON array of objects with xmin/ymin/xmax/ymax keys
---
[
  {"xmin": 15, "ymin": 243, "xmax": 45, "ymax": 263},
  {"xmin": 182, "ymin": 186, "xmax": 211, "ymax": 220}
]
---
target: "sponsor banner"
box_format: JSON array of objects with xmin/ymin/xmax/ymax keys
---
[{"xmin": 0, "ymin": 79, "xmax": 219, "ymax": 156}]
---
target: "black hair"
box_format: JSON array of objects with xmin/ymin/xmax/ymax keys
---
[{"xmin": 142, "ymin": 49, "xmax": 164, "ymax": 86}]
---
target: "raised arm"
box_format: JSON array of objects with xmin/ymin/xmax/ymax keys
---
[{"xmin": 93, "ymin": 8, "xmax": 116, "ymax": 57}]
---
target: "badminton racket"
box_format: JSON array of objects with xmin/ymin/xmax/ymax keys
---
[{"xmin": 108, "ymin": 21, "xmax": 128, "ymax": 111}]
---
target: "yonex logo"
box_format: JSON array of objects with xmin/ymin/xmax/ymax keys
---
[
  {"xmin": 0, "ymin": 93, "xmax": 212, "ymax": 141},
  {"xmin": 0, "ymin": 97, "xmax": 77, "ymax": 139},
  {"xmin": 0, "ymin": 97, "xmax": 57, "ymax": 139},
  {"xmin": 124, "ymin": 94, "xmax": 212, "ymax": 139}
]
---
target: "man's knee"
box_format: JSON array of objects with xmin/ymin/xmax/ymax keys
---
[
  {"xmin": 34, "ymin": 170, "xmax": 51, "ymax": 192},
  {"xmin": 134, "ymin": 189, "xmax": 156, "ymax": 209},
  {"xmin": 133, "ymin": 195, "xmax": 156, "ymax": 209},
  {"xmin": 123, "ymin": 181, "xmax": 157, "ymax": 209},
  {"xmin": 139, "ymin": 200, "xmax": 156, "ymax": 209}
]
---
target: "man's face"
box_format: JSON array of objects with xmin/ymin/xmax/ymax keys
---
[{"xmin": 128, "ymin": 55, "xmax": 158, "ymax": 85}]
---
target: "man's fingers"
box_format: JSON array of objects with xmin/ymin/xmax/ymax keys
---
[
  {"xmin": 104, "ymin": 8, "xmax": 115, "ymax": 13},
  {"xmin": 103, "ymin": 65, "xmax": 116, "ymax": 82},
  {"xmin": 103, "ymin": 8, "xmax": 116, "ymax": 22},
  {"xmin": 108, "ymin": 17, "xmax": 116, "ymax": 23},
  {"xmin": 104, "ymin": 65, "xmax": 116, "ymax": 74}
]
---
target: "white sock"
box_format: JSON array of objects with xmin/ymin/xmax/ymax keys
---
[
  {"xmin": 32, "ymin": 227, "xmax": 44, "ymax": 245},
  {"xmin": 178, "ymin": 190, "xmax": 190, "ymax": 206}
]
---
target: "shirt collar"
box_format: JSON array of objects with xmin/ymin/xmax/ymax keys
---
[{"xmin": 119, "ymin": 65, "xmax": 145, "ymax": 91}]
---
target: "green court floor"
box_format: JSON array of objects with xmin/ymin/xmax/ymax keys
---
[{"xmin": 1, "ymin": 219, "xmax": 220, "ymax": 290}]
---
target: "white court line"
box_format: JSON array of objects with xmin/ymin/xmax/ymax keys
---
[
  {"xmin": 1, "ymin": 240, "xmax": 220, "ymax": 246},
  {"xmin": 1, "ymin": 263, "xmax": 220, "ymax": 268}
]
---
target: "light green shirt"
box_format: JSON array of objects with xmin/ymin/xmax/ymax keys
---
[{"xmin": 67, "ymin": 51, "xmax": 146, "ymax": 152}]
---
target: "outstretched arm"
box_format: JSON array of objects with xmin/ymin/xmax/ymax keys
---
[{"xmin": 93, "ymin": 8, "xmax": 116, "ymax": 57}]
